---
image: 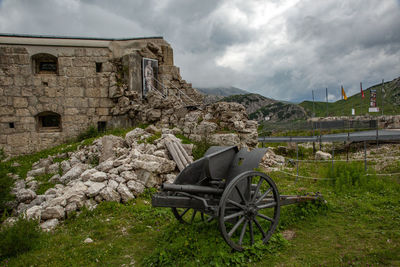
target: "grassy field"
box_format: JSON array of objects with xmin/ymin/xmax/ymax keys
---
[
  {"xmin": 1, "ymin": 135, "xmax": 400, "ymax": 266},
  {"xmin": 299, "ymin": 78, "xmax": 400, "ymax": 117}
]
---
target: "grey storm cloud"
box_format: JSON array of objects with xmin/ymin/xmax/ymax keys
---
[{"xmin": 0, "ymin": 0, "xmax": 399, "ymax": 102}]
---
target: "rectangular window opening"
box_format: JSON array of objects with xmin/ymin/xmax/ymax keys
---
[
  {"xmin": 96, "ymin": 62, "xmax": 102, "ymax": 73},
  {"xmin": 9, "ymin": 122, "xmax": 14, "ymax": 128},
  {"xmin": 98, "ymin": 121, "xmax": 106, "ymax": 132},
  {"xmin": 39, "ymin": 62, "xmax": 57, "ymax": 72}
]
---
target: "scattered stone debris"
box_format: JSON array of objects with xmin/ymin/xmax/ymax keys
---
[
  {"xmin": 315, "ymin": 151, "xmax": 332, "ymax": 160},
  {"xmin": 260, "ymin": 148, "xmax": 285, "ymax": 171},
  {"xmin": 7, "ymin": 127, "xmax": 189, "ymax": 230},
  {"xmin": 282, "ymin": 230, "xmax": 296, "ymax": 241},
  {"xmin": 84, "ymin": 238, "xmax": 94, "ymax": 244}
]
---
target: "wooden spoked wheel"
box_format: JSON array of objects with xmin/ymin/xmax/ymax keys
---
[{"xmin": 218, "ymin": 171, "xmax": 280, "ymax": 251}]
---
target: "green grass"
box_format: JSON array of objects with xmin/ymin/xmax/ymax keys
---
[
  {"xmin": 1, "ymin": 130, "xmax": 400, "ymax": 266},
  {"xmin": 1, "ymin": 159, "xmax": 399, "ymax": 266}
]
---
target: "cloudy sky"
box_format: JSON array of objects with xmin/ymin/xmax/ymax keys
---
[{"xmin": 1, "ymin": 0, "xmax": 399, "ymax": 102}]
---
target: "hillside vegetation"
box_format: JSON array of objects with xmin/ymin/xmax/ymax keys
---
[
  {"xmin": 1, "ymin": 129, "xmax": 399, "ymax": 266},
  {"xmin": 300, "ymin": 77, "xmax": 400, "ymax": 117},
  {"xmin": 221, "ymin": 94, "xmax": 308, "ymax": 122}
]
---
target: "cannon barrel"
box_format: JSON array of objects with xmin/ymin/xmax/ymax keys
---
[{"xmin": 162, "ymin": 183, "xmax": 224, "ymax": 195}]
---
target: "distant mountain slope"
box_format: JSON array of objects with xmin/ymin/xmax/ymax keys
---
[
  {"xmin": 220, "ymin": 93, "xmax": 277, "ymax": 114},
  {"xmin": 299, "ymin": 76, "xmax": 400, "ymax": 116},
  {"xmin": 220, "ymin": 93, "xmax": 308, "ymax": 122},
  {"xmin": 196, "ymin": 86, "xmax": 250, "ymax": 97}
]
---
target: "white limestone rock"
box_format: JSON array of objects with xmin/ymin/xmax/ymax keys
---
[
  {"xmin": 41, "ymin": 205, "xmax": 65, "ymax": 220},
  {"xmin": 117, "ymin": 183, "xmax": 135, "ymax": 203},
  {"xmin": 63, "ymin": 181, "xmax": 88, "ymax": 208},
  {"xmin": 120, "ymin": 171, "xmax": 137, "ymax": 181},
  {"xmin": 60, "ymin": 160, "xmax": 71, "ymax": 174},
  {"xmin": 48, "ymin": 196, "xmax": 67, "ymax": 207},
  {"xmin": 65, "ymin": 202, "xmax": 78, "ymax": 216},
  {"xmin": 49, "ymin": 174, "xmax": 61, "ymax": 183},
  {"xmin": 16, "ymin": 188, "xmax": 36, "ymax": 204},
  {"xmin": 44, "ymin": 188, "xmax": 58, "ymax": 195},
  {"xmin": 100, "ymin": 186, "xmax": 121, "ymax": 202},
  {"xmin": 40, "ymin": 219, "xmax": 59, "ymax": 232},
  {"xmin": 315, "ymin": 151, "xmax": 332, "ymax": 160},
  {"xmin": 47, "ymin": 162, "xmax": 60, "ymax": 174},
  {"xmin": 209, "ymin": 133, "xmax": 240, "ymax": 146},
  {"xmin": 84, "ymin": 199, "xmax": 98, "ymax": 211},
  {"xmin": 84, "ymin": 237, "xmax": 94, "ymax": 243},
  {"xmin": 27, "ymin": 180, "xmax": 39, "ymax": 192},
  {"xmin": 25, "ymin": 205, "xmax": 42, "ymax": 220},
  {"xmin": 85, "ymin": 181, "xmax": 106, "ymax": 197},
  {"xmin": 126, "ymin": 180, "xmax": 145, "ymax": 196},
  {"xmin": 26, "ymin": 167, "xmax": 46, "ymax": 177},
  {"xmin": 60, "ymin": 163, "xmax": 90, "ymax": 184},
  {"xmin": 96, "ymin": 159, "xmax": 114, "ymax": 172},
  {"xmin": 80, "ymin": 168, "xmax": 98, "ymax": 182},
  {"xmin": 131, "ymin": 154, "xmax": 176, "ymax": 174},
  {"xmin": 100, "ymin": 135, "xmax": 125, "ymax": 162},
  {"xmin": 125, "ymin": 128, "xmax": 148, "ymax": 146},
  {"xmin": 107, "ymin": 180, "xmax": 119, "ymax": 190},
  {"xmin": 136, "ymin": 169, "xmax": 160, "ymax": 187},
  {"xmin": 90, "ymin": 171, "xmax": 108, "ymax": 182}
]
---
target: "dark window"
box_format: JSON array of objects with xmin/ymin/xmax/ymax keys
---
[
  {"xmin": 96, "ymin": 62, "xmax": 102, "ymax": 73},
  {"xmin": 9, "ymin": 122, "xmax": 14, "ymax": 128},
  {"xmin": 97, "ymin": 121, "xmax": 106, "ymax": 132},
  {"xmin": 42, "ymin": 81, "xmax": 48, "ymax": 86},
  {"xmin": 32, "ymin": 53, "xmax": 58, "ymax": 74},
  {"xmin": 36, "ymin": 111, "xmax": 61, "ymax": 132},
  {"xmin": 41, "ymin": 115, "xmax": 59, "ymax": 127}
]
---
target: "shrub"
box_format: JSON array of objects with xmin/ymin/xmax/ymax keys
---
[
  {"xmin": 0, "ymin": 218, "xmax": 42, "ymax": 259},
  {"xmin": 0, "ymin": 148, "xmax": 5, "ymax": 161},
  {"xmin": 192, "ymin": 139, "xmax": 212, "ymax": 160},
  {"xmin": 0, "ymin": 164, "xmax": 14, "ymax": 215},
  {"xmin": 321, "ymin": 162, "xmax": 382, "ymax": 193},
  {"xmin": 175, "ymin": 134, "xmax": 192, "ymax": 145},
  {"xmin": 146, "ymin": 132, "xmax": 162, "ymax": 144},
  {"xmin": 76, "ymin": 126, "xmax": 99, "ymax": 142}
]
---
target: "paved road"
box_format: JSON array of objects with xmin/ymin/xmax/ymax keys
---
[{"xmin": 258, "ymin": 129, "xmax": 400, "ymax": 143}]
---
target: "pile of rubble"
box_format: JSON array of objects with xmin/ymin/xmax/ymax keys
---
[
  {"xmin": 111, "ymin": 88, "xmax": 258, "ymax": 148},
  {"xmin": 259, "ymin": 149, "xmax": 285, "ymax": 171},
  {"xmin": 8, "ymin": 126, "xmax": 191, "ymax": 231},
  {"xmin": 5, "ymin": 124, "xmax": 286, "ymax": 231}
]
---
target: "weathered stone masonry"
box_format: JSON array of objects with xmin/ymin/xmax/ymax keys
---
[{"xmin": 0, "ymin": 35, "xmax": 202, "ymax": 156}]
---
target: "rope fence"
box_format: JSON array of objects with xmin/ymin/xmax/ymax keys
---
[{"xmin": 265, "ymin": 150, "xmax": 400, "ymax": 181}]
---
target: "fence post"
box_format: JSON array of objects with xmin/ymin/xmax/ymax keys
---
[
  {"xmin": 295, "ymin": 143, "xmax": 299, "ymax": 182},
  {"xmin": 376, "ymin": 119, "xmax": 379, "ymax": 147},
  {"xmin": 331, "ymin": 142, "xmax": 334, "ymax": 173},
  {"xmin": 364, "ymin": 141, "xmax": 367, "ymax": 172},
  {"xmin": 347, "ymin": 132, "xmax": 350, "ymax": 162}
]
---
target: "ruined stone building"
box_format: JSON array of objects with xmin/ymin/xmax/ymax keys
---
[{"xmin": 0, "ymin": 34, "xmax": 203, "ymax": 156}]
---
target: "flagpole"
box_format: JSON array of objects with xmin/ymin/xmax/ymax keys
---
[
  {"xmin": 312, "ymin": 90, "xmax": 315, "ymax": 117},
  {"xmin": 360, "ymin": 82, "xmax": 363, "ymax": 116},
  {"xmin": 326, "ymin": 88, "xmax": 328, "ymax": 117},
  {"xmin": 381, "ymin": 79, "xmax": 384, "ymax": 115},
  {"xmin": 341, "ymin": 85, "xmax": 344, "ymax": 117}
]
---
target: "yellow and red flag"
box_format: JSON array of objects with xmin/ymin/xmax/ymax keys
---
[{"xmin": 341, "ymin": 86, "xmax": 347, "ymax": 100}]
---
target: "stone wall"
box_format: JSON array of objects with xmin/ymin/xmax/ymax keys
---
[
  {"xmin": 0, "ymin": 36, "xmax": 204, "ymax": 156},
  {"xmin": 0, "ymin": 45, "xmax": 115, "ymax": 155}
]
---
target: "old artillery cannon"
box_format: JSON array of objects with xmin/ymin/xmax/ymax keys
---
[{"xmin": 152, "ymin": 146, "xmax": 321, "ymax": 251}]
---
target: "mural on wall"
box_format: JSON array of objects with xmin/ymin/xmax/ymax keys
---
[{"xmin": 142, "ymin": 58, "xmax": 158, "ymax": 98}]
